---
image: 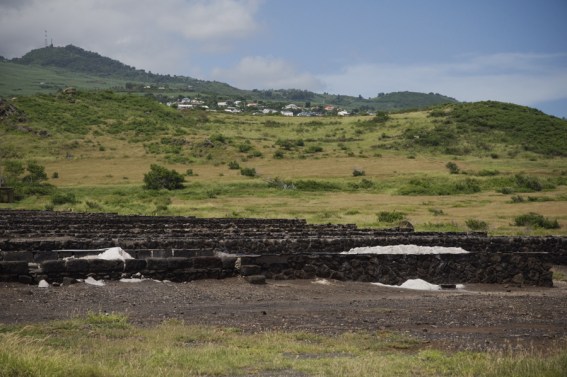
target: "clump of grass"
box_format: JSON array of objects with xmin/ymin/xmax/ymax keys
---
[
  {"xmin": 377, "ymin": 211, "xmax": 406, "ymax": 223},
  {"xmin": 465, "ymin": 218, "xmax": 489, "ymax": 232},
  {"xmin": 428, "ymin": 208, "xmax": 445, "ymax": 216},
  {"xmin": 514, "ymin": 212, "xmax": 560, "ymax": 229}
]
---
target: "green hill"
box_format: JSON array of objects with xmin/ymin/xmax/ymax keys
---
[
  {"xmin": 408, "ymin": 101, "xmax": 567, "ymax": 157},
  {"xmin": 2, "ymin": 45, "xmax": 457, "ymax": 111},
  {"xmin": 1, "ymin": 90, "xmax": 566, "ymax": 234}
]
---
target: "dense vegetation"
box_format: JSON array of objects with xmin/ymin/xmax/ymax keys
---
[{"xmin": 402, "ymin": 101, "xmax": 567, "ymax": 157}]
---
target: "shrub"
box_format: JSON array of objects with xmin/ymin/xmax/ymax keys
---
[
  {"xmin": 511, "ymin": 195, "xmax": 525, "ymax": 203},
  {"xmin": 378, "ymin": 211, "xmax": 406, "ymax": 223},
  {"xmin": 305, "ymin": 145, "xmax": 323, "ymax": 153},
  {"xmin": 238, "ymin": 143, "xmax": 252, "ymax": 153},
  {"xmin": 273, "ymin": 150, "xmax": 284, "ymax": 159},
  {"xmin": 228, "ymin": 161, "xmax": 240, "ymax": 170},
  {"xmin": 51, "ymin": 192, "xmax": 77, "ymax": 205},
  {"xmin": 465, "ymin": 219, "xmax": 489, "ymax": 231},
  {"xmin": 352, "ymin": 168, "xmax": 365, "ymax": 177},
  {"xmin": 294, "ymin": 180, "xmax": 340, "ymax": 191},
  {"xmin": 446, "ymin": 162, "xmax": 460, "ymax": 174},
  {"xmin": 514, "ymin": 212, "xmax": 560, "ymax": 229},
  {"xmin": 240, "ymin": 167, "xmax": 257, "ymax": 177},
  {"xmin": 514, "ymin": 174, "xmax": 543, "ymax": 192},
  {"xmin": 143, "ymin": 164, "xmax": 185, "ymax": 190},
  {"xmin": 51, "ymin": 172, "xmax": 59, "ymax": 179}
]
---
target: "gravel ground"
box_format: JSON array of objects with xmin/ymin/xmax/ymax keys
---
[{"xmin": 2, "ymin": 270, "xmax": 567, "ymax": 352}]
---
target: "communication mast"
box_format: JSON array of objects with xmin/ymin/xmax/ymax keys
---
[{"xmin": 45, "ymin": 30, "xmax": 48, "ymax": 47}]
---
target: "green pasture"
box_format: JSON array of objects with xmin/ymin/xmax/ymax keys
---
[{"xmin": 1, "ymin": 92, "xmax": 566, "ymax": 234}]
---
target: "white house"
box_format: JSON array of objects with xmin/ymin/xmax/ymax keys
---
[
  {"xmin": 284, "ymin": 104, "xmax": 299, "ymax": 110},
  {"xmin": 281, "ymin": 110, "xmax": 294, "ymax": 116},
  {"xmin": 337, "ymin": 110, "xmax": 349, "ymax": 116}
]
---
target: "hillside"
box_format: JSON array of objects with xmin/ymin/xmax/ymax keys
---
[
  {"xmin": 2, "ymin": 45, "xmax": 457, "ymax": 111},
  {"xmin": 1, "ymin": 90, "xmax": 566, "ymax": 236}
]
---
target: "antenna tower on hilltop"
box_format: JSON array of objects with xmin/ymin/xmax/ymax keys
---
[{"xmin": 44, "ymin": 30, "xmax": 47, "ymax": 47}]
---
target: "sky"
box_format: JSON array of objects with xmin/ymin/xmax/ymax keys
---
[{"xmin": 1, "ymin": 0, "xmax": 566, "ymax": 117}]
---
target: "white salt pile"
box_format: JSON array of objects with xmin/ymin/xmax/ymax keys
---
[
  {"xmin": 85, "ymin": 276, "xmax": 105, "ymax": 286},
  {"xmin": 342, "ymin": 244, "xmax": 469, "ymax": 255},
  {"xmin": 372, "ymin": 278, "xmax": 465, "ymax": 291},
  {"xmin": 90, "ymin": 247, "xmax": 133, "ymax": 261}
]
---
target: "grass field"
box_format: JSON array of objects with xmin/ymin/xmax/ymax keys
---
[
  {"xmin": 1, "ymin": 313, "xmax": 566, "ymax": 377},
  {"xmin": 1, "ymin": 92, "xmax": 566, "ymax": 235}
]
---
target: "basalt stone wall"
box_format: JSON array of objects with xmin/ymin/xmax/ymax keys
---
[
  {"xmin": 0, "ymin": 251, "xmax": 552, "ymax": 286},
  {"xmin": 2, "ymin": 235, "xmax": 567, "ymax": 264},
  {"xmin": 237, "ymin": 253, "xmax": 553, "ymax": 287}
]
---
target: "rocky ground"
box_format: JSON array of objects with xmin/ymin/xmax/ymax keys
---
[{"xmin": 2, "ymin": 267, "xmax": 567, "ymax": 352}]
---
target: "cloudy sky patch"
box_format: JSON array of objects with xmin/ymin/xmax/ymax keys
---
[{"xmin": 0, "ymin": 0, "xmax": 566, "ymax": 117}]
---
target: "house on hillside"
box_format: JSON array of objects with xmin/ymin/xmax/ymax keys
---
[
  {"xmin": 281, "ymin": 110, "xmax": 294, "ymax": 117},
  {"xmin": 324, "ymin": 105, "xmax": 335, "ymax": 111},
  {"xmin": 337, "ymin": 110, "xmax": 349, "ymax": 116},
  {"xmin": 284, "ymin": 104, "xmax": 299, "ymax": 110}
]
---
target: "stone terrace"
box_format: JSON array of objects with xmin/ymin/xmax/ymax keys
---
[{"xmin": 0, "ymin": 210, "xmax": 565, "ymax": 286}]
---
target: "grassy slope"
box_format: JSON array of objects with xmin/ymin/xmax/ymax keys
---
[{"xmin": 1, "ymin": 91, "xmax": 566, "ymax": 235}]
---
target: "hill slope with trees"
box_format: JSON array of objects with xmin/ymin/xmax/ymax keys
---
[{"xmin": 3, "ymin": 45, "xmax": 457, "ymax": 111}]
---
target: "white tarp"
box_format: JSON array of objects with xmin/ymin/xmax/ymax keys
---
[{"xmin": 342, "ymin": 244, "xmax": 469, "ymax": 255}]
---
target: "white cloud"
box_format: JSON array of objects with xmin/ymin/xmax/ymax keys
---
[
  {"xmin": 157, "ymin": 0, "xmax": 261, "ymax": 41},
  {"xmin": 318, "ymin": 53, "xmax": 567, "ymax": 106},
  {"xmin": 0, "ymin": 0, "xmax": 262, "ymax": 74},
  {"xmin": 211, "ymin": 56, "xmax": 324, "ymax": 91}
]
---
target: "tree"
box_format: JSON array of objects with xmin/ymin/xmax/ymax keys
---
[
  {"xmin": 143, "ymin": 164, "xmax": 185, "ymax": 190},
  {"xmin": 23, "ymin": 161, "xmax": 48, "ymax": 184}
]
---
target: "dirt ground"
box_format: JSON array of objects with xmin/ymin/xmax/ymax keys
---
[{"xmin": 2, "ymin": 269, "xmax": 567, "ymax": 352}]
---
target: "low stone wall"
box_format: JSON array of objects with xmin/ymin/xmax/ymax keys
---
[
  {"xmin": 2, "ymin": 234, "xmax": 566, "ymax": 265},
  {"xmin": 237, "ymin": 253, "xmax": 552, "ymax": 286},
  {"xmin": 0, "ymin": 251, "xmax": 553, "ymax": 287}
]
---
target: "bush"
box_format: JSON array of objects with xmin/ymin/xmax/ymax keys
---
[
  {"xmin": 377, "ymin": 211, "xmax": 406, "ymax": 223},
  {"xmin": 446, "ymin": 162, "xmax": 460, "ymax": 174},
  {"xmin": 273, "ymin": 150, "xmax": 285, "ymax": 159},
  {"xmin": 294, "ymin": 180, "xmax": 341, "ymax": 191},
  {"xmin": 514, "ymin": 174, "xmax": 543, "ymax": 192},
  {"xmin": 352, "ymin": 168, "xmax": 365, "ymax": 177},
  {"xmin": 305, "ymin": 145, "xmax": 323, "ymax": 153},
  {"xmin": 514, "ymin": 212, "xmax": 560, "ymax": 229},
  {"xmin": 143, "ymin": 164, "xmax": 185, "ymax": 190},
  {"xmin": 51, "ymin": 192, "xmax": 77, "ymax": 205},
  {"xmin": 228, "ymin": 161, "xmax": 240, "ymax": 170},
  {"xmin": 465, "ymin": 219, "xmax": 489, "ymax": 231},
  {"xmin": 240, "ymin": 167, "xmax": 257, "ymax": 177}
]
